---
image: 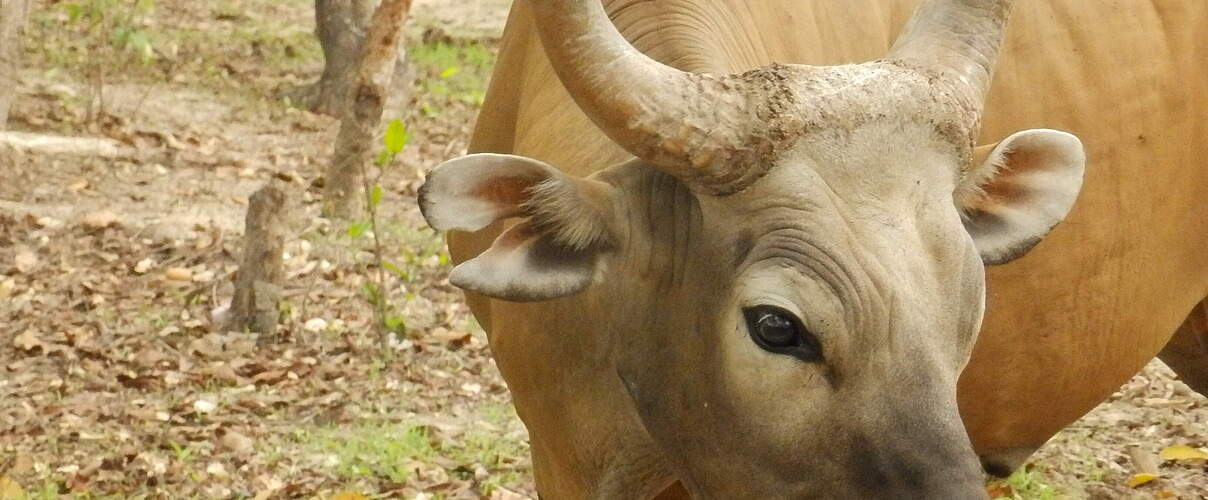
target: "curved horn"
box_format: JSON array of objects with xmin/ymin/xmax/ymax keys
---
[
  {"xmin": 527, "ymin": 0, "xmax": 796, "ymax": 191},
  {"xmin": 889, "ymin": 0, "xmax": 1014, "ymax": 111}
]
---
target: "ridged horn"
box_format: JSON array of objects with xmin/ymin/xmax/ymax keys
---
[
  {"xmin": 527, "ymin": 0, "xmax": 798, "ymax": 191},
  {"xmin": 889, "ymin": 0, "xmax": 1015, "ymax": 114}
]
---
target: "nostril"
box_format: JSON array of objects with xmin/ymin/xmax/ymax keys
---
[{"xmin": 981, "ymin": 459, "xmax": 1014, "ymax": 478}]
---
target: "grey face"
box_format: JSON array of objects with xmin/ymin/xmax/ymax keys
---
[{"xmin": 602, "ymin": 124, "xmax": 990, "ymax": 497}]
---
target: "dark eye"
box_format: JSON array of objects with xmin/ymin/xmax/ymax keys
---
[{"xmin": 743, "ymin": 306, "xmax": 822, "ymax": 362}]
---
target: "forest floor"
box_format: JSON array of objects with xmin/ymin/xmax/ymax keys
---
[{"xmin": 0, "ymin": 0, "xmax": 1205, "ymax": 498}]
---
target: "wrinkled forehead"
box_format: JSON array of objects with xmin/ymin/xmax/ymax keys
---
[
  {"xmin": 702, "ymin": 120, "xmax": 973, "ymax": 273},
  {"xmin": 740, "ymin": 120, "xmax": 963, "ymax": 216}
]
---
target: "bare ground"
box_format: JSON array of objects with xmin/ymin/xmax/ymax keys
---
[{"xmin": 0, "ymin": 0, "xmax": 1204, "ymax": 498}]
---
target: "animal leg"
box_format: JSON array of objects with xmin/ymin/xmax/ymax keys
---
[{"xmin": 1158, "ymin": 298, "xmax": 1208, "ymax": 395}]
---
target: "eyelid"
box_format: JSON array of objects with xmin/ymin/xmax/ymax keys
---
[
  {"xmin": 742, "ymin": 305, "xmax": 825, "ymax": 363},
  {"xmin": 735, "ymin": 262, "xmax": 849, "ymax": 344},
  {"xmin": 740, "ymin": 298, "xmax": 804, "ymax": 322}
]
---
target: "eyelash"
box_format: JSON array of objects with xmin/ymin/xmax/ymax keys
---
[{"xmin": 743, "ymin": 306, "xmax": 824, "ymax": 363}]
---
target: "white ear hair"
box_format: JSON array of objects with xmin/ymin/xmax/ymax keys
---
[
  {"xmin": 418, "ymin": 153, "xmax": 619, "ymax": 301},
  {"xmin": 957, "ymin": 130, "xmax": 1086, "ymax": 265},
  {"xmin": 419, "ymin": 153, "xmax": 554, "ymax": 232}
]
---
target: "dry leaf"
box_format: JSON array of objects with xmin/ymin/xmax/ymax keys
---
[
  {"xmin": 331, "ymin": 492, "xmax": 367, "ymax": 500},
  {"xmin": 251, "ymin": 475, "xmax": 283, "ymax": 499},
  {"xmin": 1128, "ymin": 445, "xmax": 1161, "ymax": 475},
  {"xmin": 1126, "ymin": 473, "xmax": 1159, "ymax": 488},
  {"xmin": 205, "ymin": 462, "xmax": 228, "ymax": 477},
  {"xmin": 81, "ymin": 210, "xmax": 120, "ymax": 229},
  {"xmin": 303, "ymin": 318, "xmax": 328, "ymax": 332},
  {"xmin": 136, "ymin": 452, "xmax": 168, "ymax": 476},
  {"xmin": 219, "ymin": 429, "xmax": 255, "ymax": 455},
  {"xmin": 489, "ymin": 488, "xmax": 530, "ymax": 500},
  {"xmin": 12, "ymin": 331, "xmax": 43, "ymax": 351},
  {"xmin": 210, "ymin": 303, "xmax": 231, "ymax": 326},
  {"xmin": 9, "ymin": 455, "xmax": 34, "ymax": 476},
  {"xmin": 192, "ymin": 399, "xmax": 217, "ymax": 413},
  {"xmin": 14, "ymin": 250, "xmax": 38, "ymax": 274},
  {"xmin": 251, "ymin": 369, "xmax": 286, "ymax": 384},
  {"xmin": 34, "ymin": 216, "xmax": 63, "ymax": 229},
  {"xmin": 205, "ymin": 364, "xmax": 243, "ymax": 385},
  {"xmin": 0, "ymin": 475, "xmax": 26, "ymax": 500},
  {"xmin": 134, "ymin": 347, "xmax": 167, "ymax": 368},
  {"xmin": 1158, "ymin": 445, "xmax": 1208, "ymax": 461},
  {"xmin": 985, "ymin": 482, "xmax": 1013, "ymax": 499},
  {"xmin": 429, "ymin": 327, "xmax": 470, "ymax": 344},
  {"xmin": 164, "ymin": 267, "xmax": 193, "ymax": 281},
  {"xmin": 133, "ymin": 258, "xmax": 156, "ymax": 274}
]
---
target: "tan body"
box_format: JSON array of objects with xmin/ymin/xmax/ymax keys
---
[{"xmin": 449, "ymin": 0, "xmax": 1208, "ymax": 496}]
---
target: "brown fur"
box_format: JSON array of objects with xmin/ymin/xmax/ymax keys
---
[{"xmin": 451, "ymin": 0, "xmax": 1208, "ymax": 496}]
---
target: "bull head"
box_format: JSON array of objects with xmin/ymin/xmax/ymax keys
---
[{"xmin": 420, "ymin": 0, "xmax": 1085, "ymax": 497}]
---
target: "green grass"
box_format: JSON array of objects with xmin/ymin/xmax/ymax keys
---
[
  {"xmin": 381, "ymin": 218, "xmax": 449, "ymax": 273},
  {"xmin": 25, "ymin": 478, "xmax": 140, "ymax": 500},
  {"xmin": 26, "ymin": 0, "xmax": 498, "ymax": 121},
  {"xmin": 409, "ymin": 40, "xmax": 495, "ymax": 111},
  {"xmin": 293, "ymin": 406, "xmax": 529, "ymax": 492},
  {"xmin": 989, "ymin": 467, "xmax": 1064, "ymax": 500},
  {"xmin": 28, "ymin": 0, "xmax": 323, "ymax": 92},
  {"xmin": 302, "ymin": 425, "xmax": 434, "ymax": 483},
  {"xmin": 458, "ymin": 405, "xmax": 529, "ymax": 493}
]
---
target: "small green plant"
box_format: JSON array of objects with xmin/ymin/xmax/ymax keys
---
[
  {"xmin": 34, "ymin": 477, "xmax": 64, "ymax": 500},
  {"xmin": 348, "ymin": 119, "xmax": 411, "ymax": 343},
  {"xmin": 60, "ymin": 0, "xmax": 158, "ymax": 122},
  {"xmin": 65, "ymin": 0, "xmax": 158, "ymax": 63},
  {"xmin": 168, "ymin": 441, "xmax": 194, "ymax": 462}
]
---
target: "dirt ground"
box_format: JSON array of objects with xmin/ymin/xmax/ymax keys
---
[{"xmin": 0, "ymin": 0, "xmax": 1204, "ymax": 498}]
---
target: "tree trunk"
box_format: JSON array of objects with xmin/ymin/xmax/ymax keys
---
[
  {"xmin": 226, "ymin": 183, "xmax": 288, "ymax": 339},
  {"xmin": 322, "ymin": 0, "xmax": 412, "ymax": 218},
  {"xmin": 0, "ymin": 0, "xmax": 31, "ymax": 129},
  {"xmin": 309, "ymin": 0, "xmax": 410, "ymax": 117}
]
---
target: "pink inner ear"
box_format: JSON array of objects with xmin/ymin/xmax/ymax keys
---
[
  {"xmin": 966, "ymin": 132, "xmax": 1083, "ymax": 215},
  {"xmin": 474, "ymin": 175, "xmax": 540, "ymax": 210},
  {"xmin": 974, "ymin": 147, "xmax": 1049, "ymax": 210},
  {"xmin": 959, "ymin": 129, "xmax": 1086, "ymax": 265},
  {"xmin": 420, "ymin": 153, "xmax": 565, "ymax": 233}
]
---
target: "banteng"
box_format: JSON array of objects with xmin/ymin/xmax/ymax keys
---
[{"xmin": 420, "ymin": 0, "xmax": 1208, "ymax": 497}]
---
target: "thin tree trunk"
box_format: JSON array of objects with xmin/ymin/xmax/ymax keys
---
[
  {"xmin": 310, "ymin": 0, "xmax": 373, "ymax": 116},
  {"xmin": 0, "ymin": 0, "xmax": 31, "ymax": 129},
  {"xmin": 322, "ymin": 0, "xmax": 412, "ymax": 218},
  {"xmin": 226, "ymin": 183, "xmax": 288, "ymax": 339},
  {"xmin": 308, "ymin": 0, "xmax": 410, "ymax": 117}
]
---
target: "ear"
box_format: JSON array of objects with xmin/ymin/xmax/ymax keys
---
[
  {"xmin": 956, "ymin": 129, "xmax": 1086, "ymax": 265},
  {"xmin": 419, "ymin": 153, "xmax": 618, "ymax": 301}
]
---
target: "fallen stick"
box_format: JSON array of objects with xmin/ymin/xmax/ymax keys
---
[{"xmin": 0, "ymin": 131, "xmax": 137, "ymax": 159}]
